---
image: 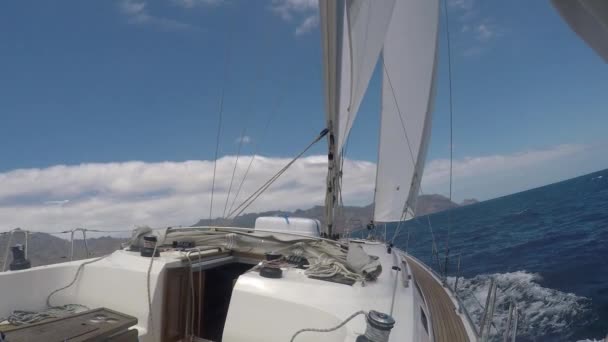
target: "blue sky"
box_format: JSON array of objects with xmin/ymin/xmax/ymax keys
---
[
  {"xmin": 0, "ymin": 0, "xmax": 607, "ymax": 230},
  {"xmin": 1, "ymin": 0, "xmax": 605, "ymax": 169}
]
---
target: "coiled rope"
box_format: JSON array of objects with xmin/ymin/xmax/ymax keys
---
[
  {"xmin": 3, "ymin": 304, "xmax": 89, "ymax": 326},
  {"xmin": 0, "ymin": 255, "xmax": 108, "ymax": 326},
  {"xmin": 304, "ymin": 253, "xmax": 364, "ymax": 283}
]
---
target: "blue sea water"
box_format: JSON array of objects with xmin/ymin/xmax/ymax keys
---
[{"xmin": 388, "ymin": 168, "xmax": 608, "ymax": 341}]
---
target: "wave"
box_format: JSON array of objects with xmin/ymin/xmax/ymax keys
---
[
  {"xmin": 500, "ymin": 208, "xmax": 542, "ymax": 224},
  {"xmin": 448, "ymin": 271, "xmax": 595, "ymax": 341}
]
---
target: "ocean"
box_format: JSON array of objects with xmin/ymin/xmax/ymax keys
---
[{"xmin": 388, "ymin": 168, "xmax": 608, "ymax": 341}]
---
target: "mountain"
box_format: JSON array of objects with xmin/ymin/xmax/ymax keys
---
[
  {"xmin": 0, "ymin": 233, "xmax": 126, "ymax": 269},
  {"xmin": 194, "ymin": 194, "xmax": 473, "ymax": 230},
  {"xmin": 416, "ymin": 194, "xmax": 460, "ymax": 215},
  {"xmin": 0, "ymin": 194, "xmax": 473, "ymax": 267}
]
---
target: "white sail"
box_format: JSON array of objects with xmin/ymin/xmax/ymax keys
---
[
  {"xmin": 320, "ymin": 0, "xmax": 395, "ymax": 234},
  {"xmin": 336, "ymin": 0, "xmax": 396, "ymax": 154},
  {"xmin": 552, "ymin": 0, "xmax": 608, "ymax": 62},
  {"xmin": 373, "ymin": 0, "xmax": 440, "ymax": 223}
]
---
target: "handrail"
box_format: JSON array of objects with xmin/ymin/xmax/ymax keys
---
[
  {"xmin": 454, "ymin": 254, "xmax": 462, "ymax": 294},
  {"xmin": 503, "ymin": 301, "xmax": 519, "ymax": 342},
  {"xmin": 479, "ymin": 279, "xmax": 498, "ymax": 342},
  {"xmin": 69, "ymin": 228, "xmax": 90, "ymax": 261}
]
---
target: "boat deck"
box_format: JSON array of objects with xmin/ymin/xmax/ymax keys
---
[{"xmin": 405, "ymin": 256, "xmax": 470, "ymax": 342}]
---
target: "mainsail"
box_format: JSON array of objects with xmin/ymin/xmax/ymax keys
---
[
  {"xmin": 373, "ymin": 0, "xmax": 440, "ymax": 223},
  {"xmin": 320, "ymin": 0, "xmax": 440, "ymax": 231}
]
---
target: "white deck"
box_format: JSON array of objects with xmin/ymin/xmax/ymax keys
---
[
  {"xmin": 0, "ymin": 236, "xmax": 476, "ymax": 342},
  {"xmin": 223, "ymin": 243, "xmax": 423, "ymax": 342}
]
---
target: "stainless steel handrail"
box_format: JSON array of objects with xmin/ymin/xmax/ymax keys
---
[
  {"xmin": 503, "ymin": 301, "xmax": 519, "ymax": 342},
  {"xmin": 69, "ymin": 228, "xmax": 90, "ymax": 261},
  {"xmin": 479, "ymin": 279, "xmax": 498, "ymax": 342}
]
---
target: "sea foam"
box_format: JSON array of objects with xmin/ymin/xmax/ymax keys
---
[{"xmin": 448, "ymin": 271, "xmax": 594, "ymax": 341}]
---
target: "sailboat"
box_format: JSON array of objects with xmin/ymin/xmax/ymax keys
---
[{"xmin": 0, "ymin": 1, "xmax": 605, "ymax": 341}]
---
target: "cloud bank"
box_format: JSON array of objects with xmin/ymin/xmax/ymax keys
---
[{"xmin": 0, "ymin": 143, "xmax": 602, "ymax": 233}]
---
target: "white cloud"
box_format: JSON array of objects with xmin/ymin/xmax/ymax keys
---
[
  {"xmin": 295, "ymin": 15, "xmax": 319, "ymax": 36},
  {"xmin": 447, "ymin": 0, "xmax": 504, "ymax": 57},
  {"xmin": 421, "ymin": 144, "xmax": 602, "ymax": 200},
  {"xmin": 0, "ymin": 156, "xmax": 374, "ymax": 233},
  {"xmin": 270, "ymin": 0, "xmax": 319, "ymax": 35},
  {"xmin": 235, "ymin": 135, "xmax": 252, "ymax": 144},
  {"xmin": 44, "ymin": 200, "xmax": 70, "ymax": 206},
  {"xmin": 449, "ymin": 0, "xmax": 474, "ymax": 11},
  {"xmin": 0, "ymin": 143, "xmax": 603, "ymax": 233},
  {"xmin": 423, "ymin": 144, "xmax": 584, "ymax": 186},
  {"xmin": 270, "ymin": 0, "xmax": 317, "ymax": 20},
  {"xmin": 475, "ymin": 23, "xmax": 493, "ymax": 42},
  {"xmin": 119, "ymin": 0, "xmax": 199, "ymax": 31},
  {"xmin": 171, "ymin": 0, "xmax": 223, "ymax": 8}
]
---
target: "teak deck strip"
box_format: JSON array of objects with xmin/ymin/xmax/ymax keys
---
[{"xmin": 405, "ymin": 256, "xmax": 470, "ymax": 342}]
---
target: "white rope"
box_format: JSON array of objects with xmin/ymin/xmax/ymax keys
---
[
  {"xmin": 46, "ymin": 255, "xmax": 108, "ymax": 307},
  {"xmin": 304, "ymin": 253, "xmax": 364, "ymax": 283},
  {"xmin": 1, "ymin": 255, "xmax": 109, "ymax": 329},
  {"xmin": 290, "ymin": 310, "xmax": 367, "ymax": 342},
  {"xmin": 146, "ymin": 227, "xmax": 170, "ymax": 341},
  {"xmin": 3, "ymin": 304, "xmax": 89, "ymax": 326}
]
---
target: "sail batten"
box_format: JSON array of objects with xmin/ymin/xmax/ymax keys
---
[{"xmin": 373, "ymin": 0, "xmax": 440, "ymax": 223}]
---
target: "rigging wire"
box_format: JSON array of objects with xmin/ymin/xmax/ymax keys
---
[
  {"xmin": 225, "ymin": 27, "xmax": 297, "ymax": 218},
  {"xmin": 381, "ymin": 60, "xmax": 435, "ymax": 241},
  {"xmin": 226, "ymin": 129, "xmax": 328, "ymax": 219},
  {"xmin": 443, "ymin": 0, "xmax": 456, "ymax": 278},
  {"xmin": 225, "ymin": 46, "xmax": 304, "ymax": 217},
  {"xmin": 0, "ymin": 228, "xmax": 134, "ymax": 235},
  {"xmin": 222, "ymin": 126, "xmax": 247, "ymax": 219},
  {"xmin": 222, "ymin": 21, "xmax": 274, "ymax": 219},
  {"xmin": 209, "ymin": 30, "xmax": 233, "ymax": 221},
  {"xmin": 381, "ymin": 53, "xmax": 443, "ymax": 273},
  {"xmin": 209, "ymin": 88, "xmax": 225, "ymax": 221}
]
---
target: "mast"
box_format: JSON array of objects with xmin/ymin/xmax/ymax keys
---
[{"xmin": 319, "ymin": 0, "xmax": 343, "ymax": 237}]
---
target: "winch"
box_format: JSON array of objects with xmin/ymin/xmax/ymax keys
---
[
  {"xmin": 356, "ymin": 310, "xmax": 395, "ymax": 342},
  {"xmin": 9, "ymin": 244, "xmax": 31, "ymax": 271}
]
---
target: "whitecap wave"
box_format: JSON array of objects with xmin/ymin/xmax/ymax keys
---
[{"xmin": 449, "ymin": 271, "xmax": 594, "ymax": 341}]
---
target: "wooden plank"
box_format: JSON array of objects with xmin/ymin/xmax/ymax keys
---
[
  {"xmin": 4, "ymin": 308, "xmax": 137, "ymax": 342},
  {"xmin": 405, "ymin": 256, "xmax": 470, "ymax": 342},
  {"xmin": 106, "ymin": 329, "xmax": 139, "ymax": 342}
]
